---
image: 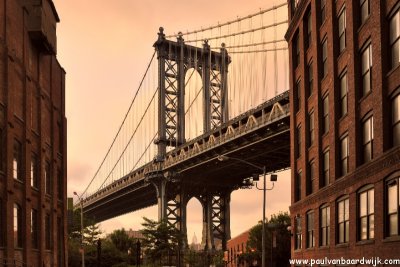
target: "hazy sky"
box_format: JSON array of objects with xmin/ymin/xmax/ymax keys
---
[{"xmin": 53, "ymin": 0, "xmax": 291, "ymax": 241}]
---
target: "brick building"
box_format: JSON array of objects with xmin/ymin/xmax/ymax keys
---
[
  {"xmin": 226, "ymin": 229, "xmax": 250, "ymax": 267},
  {"xmin": 0, "ymin": 0, "xmax": 67, "ymax": 266},
  {"xmin": 286, "ymin": 0, "xmax": 400, "ymax": 265}
]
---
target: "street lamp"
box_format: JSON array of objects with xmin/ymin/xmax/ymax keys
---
[
  {"xmin": 217, "ymin": 155, "xmax": 277, "ymax": 267},
  {"xmin": 73, "ymin": 191, "xmax": 85, "ymax": 267}
]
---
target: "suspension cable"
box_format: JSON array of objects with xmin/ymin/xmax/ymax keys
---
[
  {"xmin": 165, "ymin": 2, "xmax": 287, "ymax": 38},
  {"xmin": 184, "ymin": 20, "xmax": 288, "ymax": 43},
  {"xmin": 81, "ymin": 51, "xmax": 156, "ymax": 198},
  {"xmin": 212, "ymin": 39, "xmax": 286, "ymax": 49},
  {"xmin": 96, "ymin": 88, "xmax": 159, "ymax": 192},
  {"xmin": 228, "ymin": 47, "xmax": 288, "ymax": 54}
]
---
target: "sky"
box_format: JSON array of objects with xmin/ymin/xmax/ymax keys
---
[{"xmin": 52, "ymin": 0, "xmax": 291, "ymax": 242}]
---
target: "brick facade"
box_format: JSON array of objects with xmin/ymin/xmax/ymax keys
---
[
  {"xmin": 286, "ymin": 0, "xmax": 400, "ymax": 265},
  {"xmin": 226, "ymin": 229, "xmax": 250, "ymax": 267},
  {"xmin": 0, "ymin": 0, "xmax": 67, "ymax": 266}
]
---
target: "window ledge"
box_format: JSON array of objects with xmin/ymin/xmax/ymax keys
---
[
  {"xmin": 335, "ymin": 243, "xmax": 349, "ymax": 248},
  {"xmin": 338, "ymin": 113, "xmax": 348, "ymax": 123},
  {"xmin": 14, "ymin": 178, "xmax": 24, "ymax": 185},
  {"xmin": 337, "ymin": 48, "xmax": 346, "ymax": 61},
  {"xmin": 358, "ymin": 16, "xmax": 371, "ymax": 33},
  {"xmin": 31, "ymin": 186, "xmax": 39, "ymax": 191},
  {"xmin": 356, "ymin": 239, "xmax": 374, "ymax": 246},
  {"xmin": 383, "ymin": 236, "xmax": 400, "ymax": 243},
  {"xmin": 358, "ymin": 90, "xmax": 372, "ymax": 103},
  {"xmin": 387, "ymin": 63, "xmax": 400, "ymax": 77}
]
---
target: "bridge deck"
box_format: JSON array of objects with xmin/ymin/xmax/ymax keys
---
[{"xmin": 82, "ymin": 91, "xmax": 290, "ymax": 221}]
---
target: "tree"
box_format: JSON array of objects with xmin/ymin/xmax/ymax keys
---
[
  {"xmin": 240, "ymin": 211, "xmax": 291, "ymax": 267},
  {"xmin": 140, "ymin": 217, "xmax": 182, "ymax": 265},
  {"xmin": 110, "ymin": 228, "xmax": 135, "ymax": 252},
  {"xmin": 84, "ymin": 223, "xmax": 102, "ymax": 246}
]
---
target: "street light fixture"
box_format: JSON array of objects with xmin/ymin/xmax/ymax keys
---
[
  {"xmin": 73, "ymin": 191, "xmax": 85, "ymax": 267},
  {"xmin": 217, "ymin": 155, "xmax": 277, "ymax": 267}
]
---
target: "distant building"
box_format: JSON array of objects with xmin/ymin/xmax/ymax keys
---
[
  {"xmin": 286, "ymin": 0, "xmax": 400, "ymax": 264},
  {"xmin": 226, "ymin": 229, "xmax": 250, "ymax": 267},
  {"xmin": 189, "ymin": 232, "xmax": 201, "ymax": 251},
  {"xmin": 126, "ymin": 229, "xmax": 144, "ymax": 240},
  {"xmin": 0, "ymin": 0, "xmax": 67, "ymax": 266}
]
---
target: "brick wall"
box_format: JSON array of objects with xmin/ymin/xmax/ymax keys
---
[
  {"xmin": 286, "ymin": 0, "xmax": 400, "ymax": 265},
  {"xmin": 0, "ymin": 0, "xmax": 67, "ymax": 266}
]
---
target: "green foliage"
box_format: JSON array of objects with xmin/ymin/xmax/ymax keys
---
[
  {"xmin": 241, "ymin": 211, "xmax": 291, "ymax": 266},
  {"xmin": 84, "ymin": 223, "xmax": 102, "ymax": 246},
  {"xmin": 211, "ymin": 250, "xmax": 225, "ymax": 267},
  {"xmin": 110, "ymin": 228, "xmax": 136, "ymax": 252},
  {"xmin": 140, "ymin": 217, "xmax": 182, "ymax": 264}
]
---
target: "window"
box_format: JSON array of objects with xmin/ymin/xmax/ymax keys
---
[
  {"xmin": 322, "ymin": 38, "xmax": 328, "ymax": 77},
  {"xmin": 308, "ymin": 111, "xmax": 314, "ymax": 147},
  {"xmin": 390, "ymin": 9, "xmax": 400, "ymax": 69},
  {"xmin": 307, "ymin": 211, "xmax": 315, "ymax": 248},
  {"xmin": 14, "ymin": 203, "xmax": 22, "ymax": 248},
  {"xmin": 323, "ymin": 149, "xmax": 330, "ymax": 186},
  {"xmin": 45, "ymin": 161, "xmax": 51, "ymax": 195},
  {"xmin": 296, "ymin": 79, "xmax": 301, "ymax": 112},
  {"xmin": 307, "ymin": 160, "xmax": 315, "ymax": 195},
  {"xmin": 31, "ymin": 153, "xmax": 38, "ymax": 188},
  {"xmin": 340, "ymin": 72, "xmax": 348, "ymax": 117},
  {"xmin": 360, "ymin": 0, "xmax": 370, "ymax": 25},
  {"xmin": 295, "ymin": 216, "xmax": 302, "ymax": 250},
  {"xmin": 321, "ymin": 0, "xmax": 326, "ymax": 23},
  {"xmin": 308, "ymin": 62, "xmax": 313, "ymax": 96},
  {"xmin": 393, "ymin": 93, "xmax": 400, "ymax": 147},
  {"xmin": 337, "ymin": 197, "xmax": 349, "ymax": 244},
  {"xmin": 13, "ymin": 139, "xmax": 22, "ymax": 181},
  {"xmin": 320, "ymin": 205, "xmax": 330, "ymax": 246},
  {"xmin": 358, "ymin": 186, "xmax": 374, "ymax": 240},
  {"xmin": 362, "ymin": 116, "xmax": 374, "ymax": 163},
  {"xmin": 31, "ymin": 209, "xmax": 38, "ymax": 248},
  {"xmin": 294, "ymin": 33, "xmax": 300, "ymax": 68},
  {"xmin": 306, "ymin": 11, "xmax": 312, "ymax": 49},
  {"xmin": 361, "ymin": 44, "xmax": 372, "ymax": 96},
  {"xmin": 340, "ymin": 135, "xmax": 349, "ymax": 177},
  {"xmin": 338, "ymin": 8, "xmax": 346, "ymax": 52},
  {"xmin": 296, "ymin": 170, "xmax": 302, "ymax": 201},
  {"xmin": 323, "ymin": 94, "xmax": 329, "ymax": 134},
  {"xmin": 297, "ymin": 125, "xmax": 302, "ymax": 158},
  {"xmin": 387, "ymin": 176, "xmax": 400, "ymax": 236},
  {"xmin": 45, "ymin": 213, "xmax": 51, "ymax": 249}
]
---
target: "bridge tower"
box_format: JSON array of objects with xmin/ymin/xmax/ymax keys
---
[{"xmin": 148, "ymin": 27, "xmax": 232, "ymax": 251}]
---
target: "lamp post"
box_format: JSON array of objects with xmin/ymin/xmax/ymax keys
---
[
  {"xmin": 73, "ymin": 191, "xmax": 85, "ymax": 267},
  {"xmin": 217, "ymin": 155, "xmax": 276, "ymax": 267}
]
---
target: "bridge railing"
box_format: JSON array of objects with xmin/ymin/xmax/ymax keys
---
[
  {"xmin": 161, "ymin": 91, "xmax": 289, "ymax": 169},
  {"xmin": 82, "ymin": 91, "xmax": 289, "ymax": 208}
]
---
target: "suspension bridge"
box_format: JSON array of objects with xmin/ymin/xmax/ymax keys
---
[{"xmin": 77, "ymin": 3, "xmax": 291, "ymax": 250}]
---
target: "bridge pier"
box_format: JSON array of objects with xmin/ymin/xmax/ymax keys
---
[{"xmin": 199, "ymin": 190, "xmax": 232, "ymax": 251}]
